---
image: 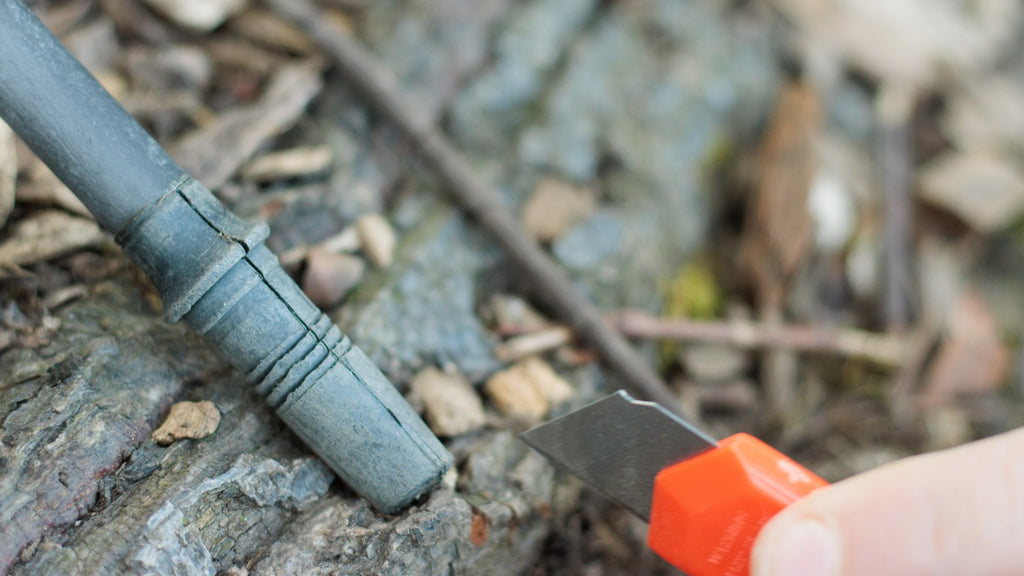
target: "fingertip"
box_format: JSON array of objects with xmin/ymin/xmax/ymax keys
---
[
  {"xmin": 752, "ymin": 512, "xmax": 841, "ymax": 576},
  {"xmin": 755, "ymin": 429, "xmax": 1024, "ymax": 576}
]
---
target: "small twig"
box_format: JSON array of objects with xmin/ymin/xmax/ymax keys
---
[
  {"xmin": 877, "ymin": 84, "xmax": 915, "ymax": 330},
  {"xmin": 495, "ymin": 326, "xmax": 574, "ymax": 363},
  {"xmin": 494, "ymin": 312, "xmax": 909, "ymax": 367},
  {"xmin": 267, "ymin": 0, "xmax": 680, "ymax": 410},
  {"xmin": 616, "ymin": 311, "xmax": 909, "ymax": 367}
]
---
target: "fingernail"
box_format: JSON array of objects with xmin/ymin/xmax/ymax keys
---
[{"xmin": 753, "ymin": 518, "xmax": 839, "ymax": 576}]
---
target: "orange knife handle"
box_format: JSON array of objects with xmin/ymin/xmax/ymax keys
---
[{"xmin": 647, "ymin": 433, "xmax": 828, "ymax": 576}]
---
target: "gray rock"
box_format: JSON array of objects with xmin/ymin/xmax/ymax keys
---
[
  {"xmin": 552, "ymin": 211, "xmax": 624, "ymax": 271},
  {"xmin": 256, "ymin": 431, "xmax": 554, "ymax": 576},
  {"xmin": 339, "ymin": 205, "xmax": 502, "ymax": 384},
  {"xmin": 363, "ymin": 0, "xmax": 512, "ymax": 121},
  {"xmin": 129, "ymin": 502, "xmax": 215, "ymax": 576},
  {"xmin": 454, "ymin": 0, "xmax": 778, "ymax": 313},
  {"xmin": 827, "ymin": 78, "xmax": 876, "ymax": 145},
  {"xmin": 518, "ymin": 0, "xmax": 777, "ymax": 183},
  {"xmin": 450, "ymin": 0, "xmax": 600, "ymax": 148}
]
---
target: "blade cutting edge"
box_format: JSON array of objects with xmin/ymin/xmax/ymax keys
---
[{"xmin": 520, "ymin": 390, "xmax": 717, "ymax": 521}]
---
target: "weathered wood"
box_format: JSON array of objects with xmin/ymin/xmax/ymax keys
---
[
  {"xmin": 2, "ymin": 279, "xmax": 555, "ymax": 575},
  {"xmin": 0, "ymin": 278, "xmax": 222, "ymax": 573}
]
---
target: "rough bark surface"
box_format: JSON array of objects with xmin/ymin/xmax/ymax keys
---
[{"xmin": 3, "ymin": 278, "xmax": 555, "ymax": 575}]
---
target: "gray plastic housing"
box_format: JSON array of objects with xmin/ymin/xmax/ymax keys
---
[{"xmin": 0, "ymin": 0, "xmax": 451, "ymax": 513}]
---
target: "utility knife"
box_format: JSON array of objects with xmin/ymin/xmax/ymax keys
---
[{"xmin": 520, "ymin": 390, "xmax": 827, "ymax": 576}]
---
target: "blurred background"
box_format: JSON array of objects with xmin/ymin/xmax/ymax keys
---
[{"xmin": 2, "ymin": 0, "xmax": 1024, "ymax": 574}]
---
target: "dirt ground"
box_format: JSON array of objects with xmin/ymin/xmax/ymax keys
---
[{"xmin": 3, "ymin": 0, "xmax": 1024, "ymax": 574}]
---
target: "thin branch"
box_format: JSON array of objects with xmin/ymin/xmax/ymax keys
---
[
  {"xmin": 616, "ymin": 311, "xmax": 909, "ymax": 367},
  {"xmin": 878, "ymin": 84, "xmax": 916, "ymax": 330},
  {"xmin": 266, "ymin": 0, "xmax": 680, "ymax": 410},
  {"xmin": 495, "ymin": 311, "xmax": 909, "ymax": 367}
]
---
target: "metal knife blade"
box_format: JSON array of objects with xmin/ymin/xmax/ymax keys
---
[{"xmin": 520, "ymin": 390, "xmax": 717, "ymax": 521}]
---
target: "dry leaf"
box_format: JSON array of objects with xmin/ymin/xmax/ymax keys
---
[
  {"xmin": 152, "ymin": 400, "xmax": 221, "ymax": 446},
  {"xmin": 228, "ymin": 9, "xmax": 317, "ymax": 54},
  {"xmin": 207, "ymin": 37, "xmax": 288, "ymax": 76},
  {"xmin": 0, "ymin": 305, "xmax": 62, "ymax": 351},
  {"xmin": 409, "ymin": 367, "xmax": 486, "ymax": 438},
  {"xmin": 241, "ymin": 145, "xmax": 332, "ymax": 182},
  {"xmin": 917, "ymin": 152, "xmax": 1024, "ymax": 232},
  {"xmin": 173, "ymin": 62, "xmax": 323, "ymax": 189},
  {"xmin": 778, "ymin": 0, "xmax": 1019, "ymax": 89},
  {"xmin": 16, "ymin": 154, "xmax": 91, "ymax": 217},
  {"xmin": 521, "ymin": 178, "xmax": 595, "ymax": 242},
  {"xmin": 0, "ymin": 120, "xmax": 15, "ymax": 230},
  {"xmin": 920, "ymin": 290, "xmax": 1009, "ymax": 408},
  {"xmin": 301, "ymin": 249, "xmax": 364, "ymax": 309},
  {"xmin": 43, "ymin": 285, "xmax": 88, "ymax": 311},
  {"xmin": 945, "ymin": 76, "xmax": 1024, "ymax": 157},
  {"xmin": 355, "ymin": 213, "xmax": 396, "ymax": 268},
  {"xmin": 143, "ymin": 0, "xmax": 247, "ymax": 32},
  {"xmin": 38, "ymin": 0, "xmax": 93, "ymax": 36},
  {"xmin": 741, "ymin": 81, "xmax": 821, "ymax": 309},
  {"xmin": 100, "ymin": 0, "xmax": 176, "ymax": 44},
  {"xmin": 0, "ymin": 211, "xmax": 105, "ymax": 267},
  {"xmin": 63, "ymin": 16, "xmax": 117, "ymax": 75},
  {"xmin": 123, "ymin": 45, "xmax": 213, "ymax": 93}
]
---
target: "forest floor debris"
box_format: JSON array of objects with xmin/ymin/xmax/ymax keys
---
[{"xmin": 2, "ymin": 0, "xmax": 1024, "ymax": 574}]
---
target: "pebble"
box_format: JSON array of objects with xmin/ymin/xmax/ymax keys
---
[
  {"xmin": 521, "ymin": 357, "xmax": 575, "ymax": 405},
  {"xmin": 679, "ymin": 344, "xmax": 750, "ymax": 383},
  {"xmin": 301, "ymin": 249, "xmax": 365, "ymax": 309},
  {"xmin": 356, "ymin": 213, "xmax": 397, "ymax": 268},
  {"xmin": 152, "ymin": 401, "xmax": 221, "ymax": 446},
  {"xmin": 410, "ymin": 367, "xmax": 486, "ymax": 438},
  {"xmin": 485, "ymin": 357, "xmax": 574, "ymax": 423},
  {"xmin": 142, "ymin": 0, "xmax": 247, "ymax": 32},
  {"xmin": 917, "ymin": 151, "xmax": 1024, "ymax": 232},
  {"xmin": 521, "ymin": 178, "xmax": 595, "ymax": 242}
]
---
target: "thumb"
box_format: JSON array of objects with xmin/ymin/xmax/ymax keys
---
[{"xmin": 751, "ymin": 427, "xmax": 1024, "ymax": 576}]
